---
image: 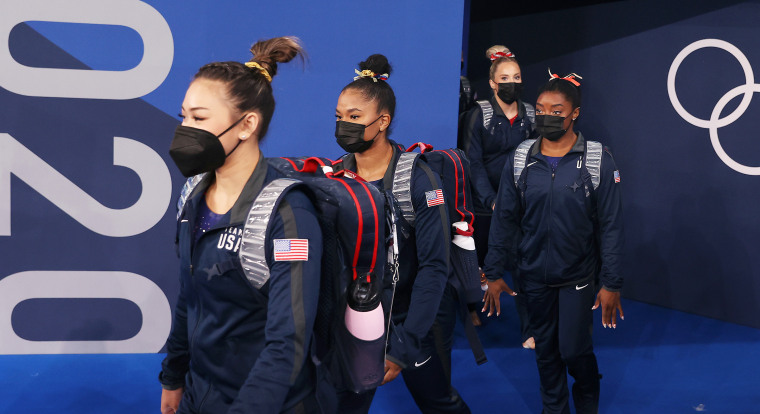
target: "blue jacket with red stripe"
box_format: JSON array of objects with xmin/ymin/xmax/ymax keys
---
[
  {"xmin": 483, "ymin": 133, "xmax": 624, "ymax": 290},
  {"xmin": 338, "ymin": 141, "xmax": 450, "ymax": 369},
  {"xmin": 159, "ymin": 154, "xmax": 323, "ymax": 414}
]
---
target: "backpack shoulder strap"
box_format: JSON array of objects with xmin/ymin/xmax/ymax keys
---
[
  {"xmin": 584, "ymin": 140, "xmax": 603, "ymax": 190},
  {"xmin": 523, "ymin": 102, "xmax": 536, "ymax": 125},
  {"xmin": 476, "ymin": 100, "xmax": 493, "ymax": 129},
  {"xmin": 513, "ymin": 139, "xmax": 537, "ymax": 187},
  {"xmin": 176, "ymin": 173, "xmax": 206, "ymax": 220},
  {"xmin": 436, "ymin": 148, "xmax": 475, "ymax": 231},
  {"xmin": 239, "ymin": 178, "xmax": 303, "ymax": 290},
  {"xmin": 392, "ymin": 152, "xmax": 420, "ymax": 226},
  {"xmin": 460, "ymin": 76, "xmax": 472, "ymax": 106}
]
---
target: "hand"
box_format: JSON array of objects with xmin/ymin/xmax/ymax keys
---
[
  {"xmin": 381, "ymin": 359, "xmax": 402, "ymax": 385},
  {"xmin": 481, "ymin": 277, "xmax": 516, "ymax": 317},
  {"xmin": 592, "ymin": 288, "xmax": 624, "ymax": 328},
  {"xmin": 161, "ymin": 387, "xmax": 183, "ymax": 414}
]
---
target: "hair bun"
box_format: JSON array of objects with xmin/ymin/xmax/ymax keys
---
[
  {"xmin": 248, "ymin": 36, "xmax": 306, "ymax": 79},
  {"xmin": 359, "ymin": 54, "xmax": 393, "ymax": 79},
  {"xmin": 486, "ymin": 45, "xmax": 513, "ymax": 60}
]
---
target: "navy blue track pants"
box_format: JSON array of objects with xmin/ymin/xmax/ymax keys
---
[{"xmin": 523, "ymin": 278, "xmax": 600, "ymax": 414}]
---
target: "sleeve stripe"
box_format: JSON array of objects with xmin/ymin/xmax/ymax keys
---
[{"xmin": 278, "ymin": 199, "xmax": 307, "ymax": 383}]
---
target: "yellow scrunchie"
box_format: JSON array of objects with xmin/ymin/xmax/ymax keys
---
[{"xmin": 245, "ymin": 61, "xmax": 272, "ymax": 82}]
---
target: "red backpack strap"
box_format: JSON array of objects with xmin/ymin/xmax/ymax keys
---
[
  {"xmin": 406, "ymin": 142, "xmax": 434, "ymax": 153},
  {"xmin": 330, "ymin": 156, "xmax": 368, "ymax": 181},
  {"xmin": 442, "ymin": 148, "xmax": 475, "ymax": 228},
  {"xmin": 320, "ymin": 175, "xmax": 381, "ymax": 280},
  {"xmin": 299, "ymin": 157, "xmax": 330, "ymax": 173},
  {"xmin": 279, "ymin": 156, "xmax": 335, "ymax": 174}
]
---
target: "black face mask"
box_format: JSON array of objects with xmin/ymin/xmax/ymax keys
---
[
  {"xmin": 496, "ymin": 82, "xmax": 523, "ymax": 104},
  {"xmin": 335, "ymin": 115, "xmax": 383, "ymax": 154},
  {"xmin": 535, "ymin": 114, "xmax": 572, "ymax": 142},
  {"xmin": 169, "ymin": 115, "xmax": 245, "ymax": 177}
]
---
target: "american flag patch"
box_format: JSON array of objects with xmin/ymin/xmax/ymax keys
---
[
  {"xmin": 425, "ymin": 189, "xmax": 444, "ymax": 207},
  {"xmin": 273, "ymin": 239, "xmax": 309, "ymax": 261},
  {"xmin": 613, "ymin": 170, "xmax": 621, "ymax": 183}
]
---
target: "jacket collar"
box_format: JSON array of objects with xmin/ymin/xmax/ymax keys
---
[
  {"xmin": 382, "ymin": 141, "xmax": 402, "ymax": 191},
  {"xmin": 188, "ymin": 152, "xmax": 269, "ymax": 224},
  {"xmin": 530, "ymin": 131, "xmax": 586, "ymax": 157},
  {"xmin": 489, "ymin": 96, "xmax": 528, "ymax": 121},
  {"xmin": 339, "ymin": 140, "xmax": 402, "ymax": 191}
]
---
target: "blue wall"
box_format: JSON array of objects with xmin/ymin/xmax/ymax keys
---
[
  {"xmin": 468, "ymin": 0, "xmax": 760, "ymax": 328},
  {"xmin": 0, "ymin": 0, "xmax": 464, "ymax": 354}
]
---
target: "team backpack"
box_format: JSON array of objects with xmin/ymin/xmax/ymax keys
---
[
  {"xmin": 512, "ymin": 138, "xmax": 603, "ymax": 198},
  {"xmin": 459, "ymin": 99, "xmax": 535, "ymax": 153},
  {"xmin": 176, "ymin": 157, "xmax": 388, "ymax": 396},
  {"xmin": 476, "ymin": 99, "xmax": 536, "ymax": 131},
  {"xmin": 380, "ymin": 142, "xmax": 487, "ymax": 366}
]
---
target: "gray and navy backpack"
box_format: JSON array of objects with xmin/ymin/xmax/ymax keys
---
[
  {"xmin": 177, "ymin": 157, "xmax": 387, "ymax": 395},
  {"xmin": 476, "ymin": 99, "xmax": 536, "ymax": 131},
  {"xmin": 512, "ymin": 138, "xmax": 603, "ymax": 198},
  {"xmin": 384, "ymin": 142, "xmax": 487, "ymax": 365}
]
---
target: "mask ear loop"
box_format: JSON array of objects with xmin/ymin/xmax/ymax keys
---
[
  {"xmin": 365, "ymin": 115, "xmax": 383, "ymax": 128},
  {"xmin": 366, "ymin": 115, "xmax": 386, "ymax": 143},
  {"xmin": 217, "ymin": 114, "xmax": 247, "ymax": 157}
]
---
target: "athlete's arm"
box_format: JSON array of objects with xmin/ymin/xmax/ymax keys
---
[
  {"xmin": 482, "ymin": 152, "xmax": 521, "ymax": 316},
  {"xmin": 228, "ymin": 193, "xmax": 322, "ymax": 413},
  {"xmin": 591, "ymin": 148, "xmax": 625, "ymax": 328},
  {"xmin": 159, "ymin": 257, "xmax": 191, "ymax": 392},
  {"xmin": 386, "ymin": 163, "xmax": 449, "ymax": 369},
  {"xmin": 465, "ymin": 106, "xmax": 499, "ymax": 210}
]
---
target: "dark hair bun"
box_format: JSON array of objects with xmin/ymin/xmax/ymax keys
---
[
  {"xmin": 359, "ymin": 54, "xmax": 392, "ymax": 77},
  {"xmin": 249, "ymin": 36, "xmax": 306, "ymax": 79}
]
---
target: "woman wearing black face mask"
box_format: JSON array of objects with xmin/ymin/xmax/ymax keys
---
[
  {"xmin": 159, "ymin": 37, "xmax": 325, "ymax": 414},
  {"xmin": 333, "ymin": 54, "xmax": 471, "ymax": 414},
  {"xmin": 462, "ymin": 45, "xmax": 536, "ymax": 348},
  {"xmin": 483, "ymin": 72, "xmax": 625, "ymax": 414}
]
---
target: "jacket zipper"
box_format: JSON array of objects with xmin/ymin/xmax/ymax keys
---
[
  {"xmin": 188, "ymin": 223, "xmax": 202, "ymax": 363},
  {"xmin": 186, "ymin": 217, "xmax": 240, "ymax": 353},
  {"xmin": 544, "ymin": 165, "xmax": 555, "ymax": 284},
  {"xmin": 197, "ymin": 381, "xmax": 211, "ymax": 413}
]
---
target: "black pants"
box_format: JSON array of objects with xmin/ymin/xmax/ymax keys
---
[
  {"xmin": 334, "ymin": 388, "xmax": 375, "ymax": 414},
  {"xmin": 523, "ymin": 279, "xmax": 600, "ymax": 414},
  {"xmin": 336, "ymin": 284, "xmax": 471, "ymax": 414},
  {"xmin": 401, "ymin": 284, "xmax": 471, "ymax": 414},
  {"xmin": 510, "ymin": 270, "xmax": 533, "ymax": 343}
]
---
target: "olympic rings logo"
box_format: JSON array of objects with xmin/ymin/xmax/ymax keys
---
[{"xmin": 668, "ymin": 39, "xmax": 759, "ymax": 175}]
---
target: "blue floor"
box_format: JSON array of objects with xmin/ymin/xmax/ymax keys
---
[{"xmin": 1, "ymin": 299, "xmax": 759, "ymax": 413}]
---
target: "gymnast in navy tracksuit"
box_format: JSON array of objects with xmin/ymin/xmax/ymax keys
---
[
  {"xmin": 333, "ymin": 54, "xmax": 470, "ymax": 414},
  {"xmin": 463, "ymin": 45, "xmax": 535, "ymax": 347},
  {"xmin": 159, "ymin": 37, "xmax": 324, "ymax": 414},
  {"xmin": 482, "ymin": 73, "xmax": 624, "ymax": 414},
  {"xmin": 462, "ymin": 45, "xmax": 536, "ymax": 215}
]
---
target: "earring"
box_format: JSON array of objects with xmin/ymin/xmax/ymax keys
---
[{"xmin": 241, "ymin": 134, "xmax": 247, "ymax": 139}]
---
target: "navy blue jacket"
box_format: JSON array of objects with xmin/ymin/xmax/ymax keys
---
[
  {"xmin": 483, "ymin": 133, "xmax": 624, "ymax": 291},
  {"xmin": 464, "ymin": 98, "xmax": 536, "ymax": 214},
  {"xmin": 160, "ymin": 155, "xmax": 322, "ymax": 414},
  {"xmin": 339, "ymin": 141, "xmax": 450, "ymax": 368}
]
